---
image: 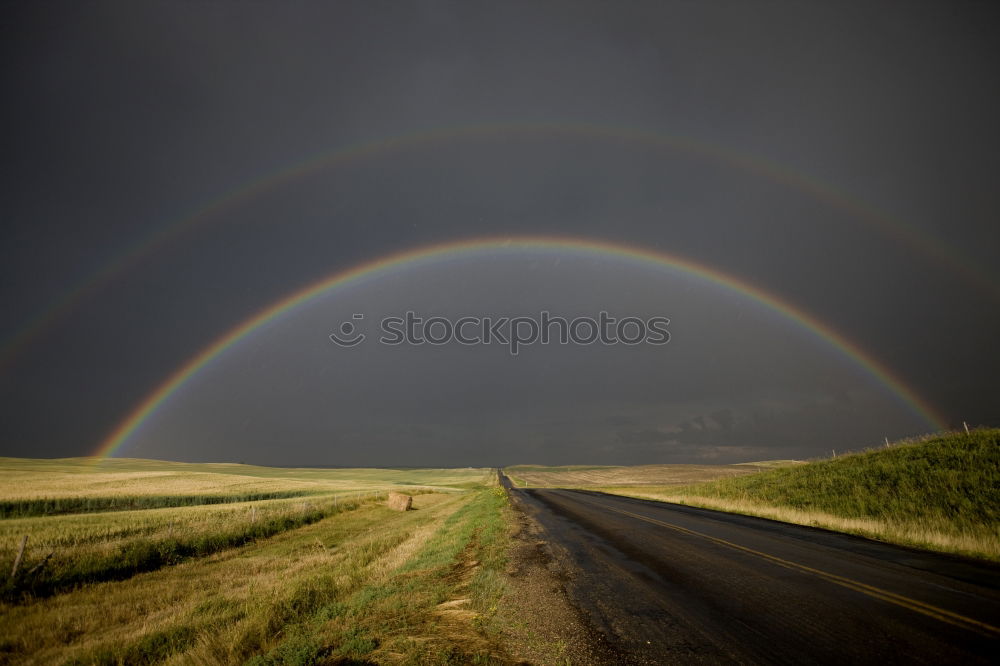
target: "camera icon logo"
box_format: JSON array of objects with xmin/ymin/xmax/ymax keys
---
[{"xmin": 329, "ymin": 314, "xmax": 366, "ymax": 347}]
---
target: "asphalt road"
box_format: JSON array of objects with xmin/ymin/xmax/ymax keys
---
[{"xmin": 501, "ymin": 475, "xmax": 1000, "ymax": 664}]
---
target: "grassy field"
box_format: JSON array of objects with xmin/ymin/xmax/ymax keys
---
[
  {"xmin": 503, "ymin": 461, "xmax": 796, "ymax": 488},
  {"xmin": 594, "ymin": 429, "xmax": 1000, "ymax": 561},
  {"xmin": 9, "ymin": 430, "xmax": 994, "ymax": 661},
  {"xmin": 0, "ymin": 457, "xmax": 489, "ymax": 499},
  {"xmin": 0, "ymin": 459, "xmax": 509, "ymax": 664}
]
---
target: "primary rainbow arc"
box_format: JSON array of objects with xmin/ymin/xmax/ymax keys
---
[{"xmin": 95, "ymin": 236, "xmax": 947, "ymax": 458}]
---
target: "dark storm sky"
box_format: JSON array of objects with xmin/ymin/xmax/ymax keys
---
[{"xmin": 2, "ymin": 1, "xmax": 998, "ymax": 466}]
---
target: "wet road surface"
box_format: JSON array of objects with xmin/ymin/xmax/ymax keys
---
[{"xmin": 502, "ymin": 476, "xmax": 1000, "ymax": 664}]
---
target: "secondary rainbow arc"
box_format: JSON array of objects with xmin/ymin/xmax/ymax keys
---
[
  {"xmin": 5, "ymin": 122, "xmax": 997, "ymax": 373},
  {"xmin": 94, "ymin": 236, "xmax": 947, "ymax": 459}
]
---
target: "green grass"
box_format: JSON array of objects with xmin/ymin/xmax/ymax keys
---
[
  {"xmin": 249, "ymin": 487, "xmax": 511, "ymax": 664},
  {"xmin": 504, "ymin": 474, "xmax": 527, "ymax": 488},
  {"xmin": 0, "ymin": 460, "xmax": 509, "ymax": 665},
  {"xmin": 63, "ymin": 625, "xmax": 198, "ymax": 666},
  {"xmin": 0, "ymin": 491, "xmax": 319, "ymax": 518},
  {"xmin": 601, "ymin": 429, "xmax": 1000, "ymax": 560},
  {"xmin": 680, "ymin": 429, "xmax": 996, "ymax": 528},
  {"xmin": 38, "ymin": 490, "xmax": 510, "ymax": 665},
  {"xmin": 2, "ymin": 494, "xmax": 379, "ymax": 601},
  {"xmin": 0, "ymin": 458, "xmax": 494, "ymax": 604},
  {"xmin": 2, "ymin": 495, "xmax": 462, "ymax": 664}
]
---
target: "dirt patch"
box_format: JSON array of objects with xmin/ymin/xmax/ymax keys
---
[
  {"xmin": 415, "ymin": 529, "xmax": 503, "ymax": 661},
  {"xmin": 494, "ymin": 496, "xmax": 616, "ymax": 665}
]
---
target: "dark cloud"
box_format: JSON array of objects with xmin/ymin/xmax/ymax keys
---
[
  {"xmin": 617, "ymin": 429, "xmax": 675, "ymax": 446},
  {"xmin": 1, "ymin": 1, "xmax": 998, "ymax": 465}
]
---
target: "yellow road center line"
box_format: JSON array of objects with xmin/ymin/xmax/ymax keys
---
[{"xmin": 570, "ymin": 494, "xmax": 1000, "ymax": 638}]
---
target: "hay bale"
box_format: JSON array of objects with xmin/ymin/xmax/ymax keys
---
[{"xmin": 387, "ymin": 491, "xmax": 413, "ymax": 511}]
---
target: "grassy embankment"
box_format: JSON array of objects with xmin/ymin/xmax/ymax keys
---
[
  {"xmin": 1, "ymin": 460, "xmax": 512, "ymax": 664},
  {"xmin": 596, "ymin": 429, "xmax": 1000, "ymax": 561}
]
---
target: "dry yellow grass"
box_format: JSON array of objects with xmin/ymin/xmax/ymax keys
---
[
  {"xmin": 504, "ymin": 462, "xmax": 795, "ymax": 488},
  {"xmin": 0, "ymin": 457, "xmax": 493, "ymax": 501},
  {"xmin": 610, "ymin": 491, "xmax": 1000, "ymax": 560},
  {"xmin": 0, "ymin": 493, "xmax": 390, "ymax": 597},
  {"xmin": 591, "ymin": 430, "xmax": 1000, "ymax": 561},
  {"xmin": 0, "ymin": 493, "xmax": 466, "ymax": 664},
  {"xmin": 0, "ymin": 457, "xmax": 511, "ymax": 664},
  {"xmin": 0, "ymin": 495, "xmax": 332, "ymax": 554},
  {"xmin": 0, "ymin": 470, "xmax": 324, "ymax": 500}
]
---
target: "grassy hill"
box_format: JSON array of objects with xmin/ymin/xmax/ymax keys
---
[{"xmin": 598, "ymin": 429, "xmax": 1000, "ymax": 561}]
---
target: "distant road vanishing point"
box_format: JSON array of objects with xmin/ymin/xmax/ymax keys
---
[{"xmin": 500, "ymin": 473, "xmax": 1000, "ymax": 665}]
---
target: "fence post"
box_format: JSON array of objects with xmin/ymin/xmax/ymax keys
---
[{"xmin": 10, "ymin": 535, "xmax": 27, "ymax": 579}]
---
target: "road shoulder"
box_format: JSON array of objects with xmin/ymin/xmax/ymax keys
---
[{"xmin": 493, "ymin": 490, "xmax": 613, "ymax": 665}]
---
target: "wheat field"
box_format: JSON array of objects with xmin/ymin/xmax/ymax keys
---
[{"xmin": 0, "ymin": 459, "xmax": 509, "ymax": 664}]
